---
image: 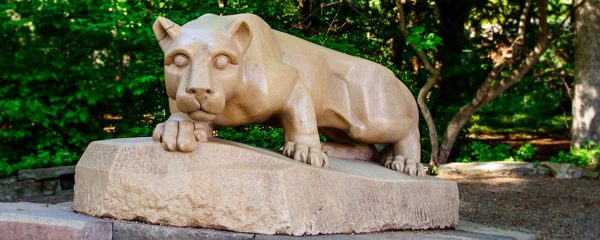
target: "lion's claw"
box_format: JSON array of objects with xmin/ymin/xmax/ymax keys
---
[
  {"xmin": 283, "ymin": 141, "xmax": 328, "ymax": 168},
  {"xmin": 153, "ymin": 112, "xmax": 209, "ymax": 152},
  {"xmin": 193, "ymin": 122, "xmax": 209, "ymax": 142},
  {"xmin": 283, "ymin": 142, "xmax": 295, "ymax": 157},
  {"xmin": 385, "ymin": 155, "xmax": 425, "ymax": 176}
]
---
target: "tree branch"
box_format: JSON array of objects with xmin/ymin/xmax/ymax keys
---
[
  {"xmin": 487, "ymin": 0, "xmax": 548, "ymax": 97},
  {"xmin": 474, "ymin": 0, "xmax": 531, "ymax": 108},
  {"xmin": 437, "ymin": 0, "xmax": 550, "ymax": 164},
  {"xmin": 397, "ymin": 1, "xmax": 441, "ymax": 166}
]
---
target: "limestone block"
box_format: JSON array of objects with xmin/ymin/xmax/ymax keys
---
[{"xmin": 74, "ymin": 137, "xmax": 459, "ymax": 236}]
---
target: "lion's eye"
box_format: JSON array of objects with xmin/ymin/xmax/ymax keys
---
[
  {"xmin": 173, "ymin": 54, "xmax": 189, "ymax": 67},
  {"xmin": 213, "ymin": 55, "xmax": 230, "ymax": 69}
]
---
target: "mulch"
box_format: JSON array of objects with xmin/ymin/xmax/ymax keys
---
[{"xmin": 442, "ymin": 175, "xmax": 600, "ymax": 240}]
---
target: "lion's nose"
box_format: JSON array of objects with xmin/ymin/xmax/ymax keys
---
[{"xmin": 187, "ymin": 87, "xmax": 214, "ymax": 96}]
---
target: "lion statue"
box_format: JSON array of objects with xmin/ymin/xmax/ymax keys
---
[{"xmin": 151, "ymin": 13, "xmax": 425, "ymax": 176}]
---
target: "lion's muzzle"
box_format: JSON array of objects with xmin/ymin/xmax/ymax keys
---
[
  {"xmin": 176, "ymin": 87, "xmax": 220, "ymax": 122},
  {"xmin": 189, "ymin": 109, "xmax": 216, "ymax": 122}
]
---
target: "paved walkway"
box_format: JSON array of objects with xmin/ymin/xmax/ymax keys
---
[{"xmin": 0, "ymin": 202, "xmax": 536, "ymax": 240}]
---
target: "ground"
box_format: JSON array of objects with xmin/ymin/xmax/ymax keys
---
[
  {"xmin": 6, "ymin": 175, "xmax": 599, "ymax": 239},
  {"xmin": 441, "ymin": 175, "xmax": 600, "ymax": 240}
]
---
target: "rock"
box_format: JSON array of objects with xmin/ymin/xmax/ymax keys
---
[
  {"xmin": 437, "ymin": 161, "xmax": 537, "ymax": 177},
  {"xmin": 582, "ymin": 169, "xmax": 599, "ymax": 179},
  {"xmin": 536, "ymin": 166, "xmax": 551, "ymax": 176},
  {"xmin": 540, "ymin": 162, "xmax": 583, "ymax": 179},
  {"xmin": 42, "ymin": 179, "xmax": 60, "ymax": 196},
  {"xmin": 74, "ymin": 137, "xmax": 459, "ymax": 236},
  {"xmin": 0, "ymin": 202, "xmax": 112, "ymax": 240},
  {"xmin": 18, "ymin": 165, "xmax": 75, "ymax": 181},
  {"xmin": 0, "ymin": 180, "xmax": 41, "ymax": 201},
  {"xmin": 0, "ymin": 176, "xmax": 17, "ymax": 183}
]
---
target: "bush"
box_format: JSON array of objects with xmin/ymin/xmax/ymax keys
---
[
  {"xmin": 457, "ymin": 141, "xmax": 511, "ymax": 162},
  {"xmin": 215, "ymin": 125, "xmax": 284, "ymax": 150},
  {"xmin": 457, "ymin": 141, "xmax": 536, "ymax": 163},
  {"xmin": 1, "ymin": 1, "xmax": 202, "ymax": 176},
  {"xmin": 549, "ymin": 141, "xmax": 600, "ymax": 168},
  {"xmin": 513, "ymin": 143, "xmax": 536, "ymax": 162}
]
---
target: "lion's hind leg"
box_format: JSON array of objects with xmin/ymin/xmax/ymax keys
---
[
  {"xmin": 381, "ymin": 128, "xmax": 425, "ymax": 176},
  {"xmin": 319, "ymin": 127, "xmax": 377, "ymax": 161},
  {"xmin": 321, "ymin": 142, "xmax": 376, "ymax": 161}
]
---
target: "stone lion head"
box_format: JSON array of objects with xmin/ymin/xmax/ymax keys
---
[{"xmin": 152, "ymin": 14, "xmax": 253, "ymax": 122}]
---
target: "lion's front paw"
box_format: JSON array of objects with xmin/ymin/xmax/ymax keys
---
[
  {"xmin": 384, "ymin": 155, "xmax": 425, "ymax": 176},
  {"xmin": 283, "ymin": 141, "xmax": 328, "ymax": 168},
  {"xmin": 152, "ymin": 112, "xmax": 208, "ymax": 152}
]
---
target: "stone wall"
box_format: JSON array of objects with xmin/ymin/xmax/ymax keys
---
[{"xmin": 0, "ymin": 166, "xmax": 74, "ymax": 202}]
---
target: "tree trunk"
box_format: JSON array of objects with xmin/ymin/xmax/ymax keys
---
[
  {"xmin": 572, "ymin": 0, "xmax": 600, "ymax": 147},
  {"xmin": 398, "ymin": 0, "xmax": 550, "ymax": 164},
  {"xmin": 396, "ymin": 2, "xmax": 442, "ymax": 166},
  {"xmin": 437, "ymin": 0, "xmax": 550, "ymax": 164}
]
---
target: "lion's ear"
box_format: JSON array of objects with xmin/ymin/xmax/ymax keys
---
[
  {"xmin": 227, "ymin": 19, "xmax": 252, "ymax": 55},
  {"xmin": 153, "ymin": 17, "xmax": 180, "ymax": 52}
]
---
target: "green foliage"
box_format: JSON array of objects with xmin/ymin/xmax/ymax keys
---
[
  {"xmin": 457, "ymin": 141, "xmax": 512, "ymax": 162},
  {"xmin": 430, "ymin": 165, "xmax": 438, "ymax": 175},
  {"xmin": 433, "ymin": 0, "xmax": 573, "ymax": 140},
  {"xmin": 457, "ymin": 141, "xmax": 536, "ymax": 163},
  {"xmin": 216, "ymin": 125, "xmax": 284, "ymax": 150},
  {"xmin": 405, "ymin": 26, "xmax": 443, "ymax": 51},
  {"xmin": 0, "ymin": 149, "xmax": 78, "ymax": 176},
  {"xmin": 549, "ymin": 141, "xmax": 600, "ymax": 168},
  {"xmin": 513, "ymin": 143, "xmax": 536, "ymax": 162},
  {"xmin": 2, "ymin": 1, "xmax": 169, "ymax": 176}
]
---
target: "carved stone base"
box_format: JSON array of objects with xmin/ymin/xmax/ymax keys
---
[{"xmin": 74, "ymin": 138, "xmax": 459, "ymax": 236}]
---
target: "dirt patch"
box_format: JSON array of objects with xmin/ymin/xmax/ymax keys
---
[{"xmin": 443, "ymin": 175, "xmax": 600, "ymax": 239}]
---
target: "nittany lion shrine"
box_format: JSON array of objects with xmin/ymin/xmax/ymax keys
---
[{"xmin": 73, "ymin": 13, "xmax": 459, "ymax": 235}]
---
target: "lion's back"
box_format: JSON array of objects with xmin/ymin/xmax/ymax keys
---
[{"xmin": 273, "ymin": 31, "xmax": 418, "ymax": 130}]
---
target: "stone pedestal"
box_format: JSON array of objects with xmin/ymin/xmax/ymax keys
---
[{"xmin": 73, "ymin": 138, "xmax": 459, "ymax": 236}]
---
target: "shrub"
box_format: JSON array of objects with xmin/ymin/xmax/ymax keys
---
[
  {"xmin": 457, "ymin": 141, "xmax": 536, "ymax": 163},
  {"xmin": 549, "ymin": 141, "xmax": 600, "ymax": 168},
  {"xmin": 457, "ymin": 141, "xmax": 511, "ymax": 162},
  {"xmin": 215, "ymin": 125, "xmax": 284, "ymax": 150},
  {"xmin": 513, "ymin": 142, "xmax": 536, "ymax": 161}
]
